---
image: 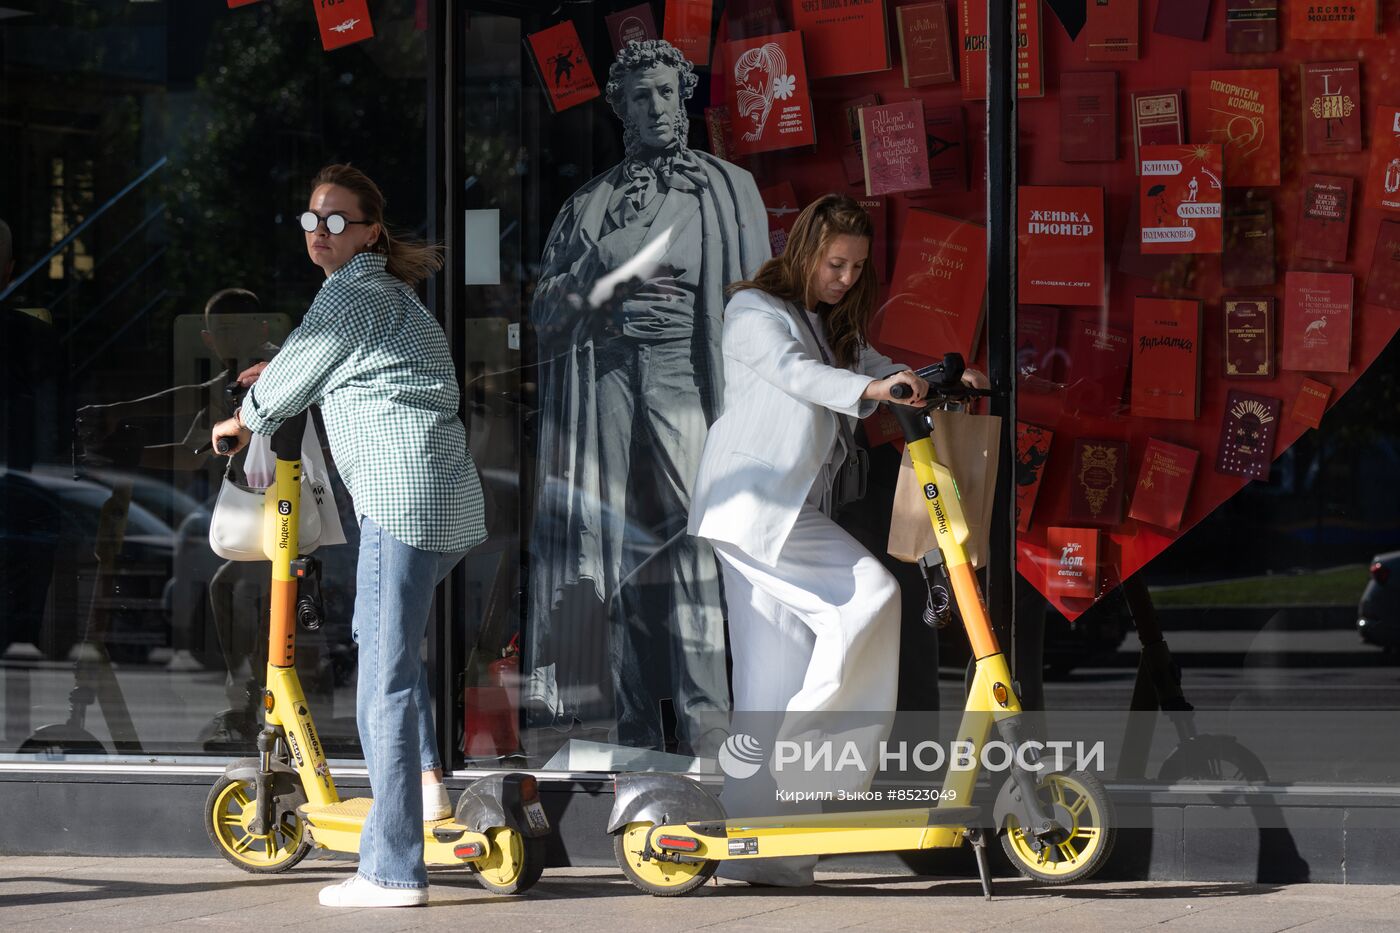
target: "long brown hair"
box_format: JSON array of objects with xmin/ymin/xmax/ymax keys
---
[
  {"xmin": 728, "ymin": 194, "xmax": 876, "ymax": 368},
  {"xmin": 309, "ymin": 164, "xmax": 443, "ymax": 287}
]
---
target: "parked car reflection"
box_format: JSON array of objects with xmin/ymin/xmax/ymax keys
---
[{"xmin": 1358, "ymin": 550, "xmax": 1400, "ymax": 656}]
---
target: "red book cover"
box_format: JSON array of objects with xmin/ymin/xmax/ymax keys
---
[
  {"xmin": 1083, "ymin": 0, "xmax": 1139, "ymax": 61},
  {"xmin": 1365, "ymin": 220, "xmax": 1400, "ymax": 310},
  {"xmin": 1365, "ymin": 106, "xmax": 1400, "ymax": 213},
  {"xmin": 606, "ymin": 4, "xmax": 660, "ymax": 53},
  {"xmin": 959, "ymin": 0, "xmax": 1039, "ymax": 99},
  {"xmin": 1282, "ymin": 271, "xmax": 1353, "ymax": 373},
  {"xmin": 878, "ymin": 210, "xmax": 987, "ymax": 359},
  {"xmin": 663, "ymin": 0, "xmax": 714, "ymax": 64},
  {"xmin": 1140, "ymin": 144, "xmax": 1224, "ymax": 255},
  {"xmin": 1064, "ymin": 312, "xmax": 1131, "ymax": 416},
  {"xmin": 1226, "ymin": 0, "xmax": 1279, "ymax": 53},
  {"xmin": 760, "ymin": 182, "xmax": 801, "ymax": 256},
  {"xmin": 1291, "ymin": 377, "xmax": 1333, "ymax": 429},
  {"xmin": 525, "ymin": 22, "xmax": 602, "ymax": 113},
  {"xmin": 958, "ymin": 0, "xmax": 988, "ymax": 101},
  {"xmin": 1016, "ymin": 0, "xmax": 1045, "ymax": 99},
  {"xmin": 1015, "ymin": 422, "xmax": 1054, "ymax": 532},
  {"xmin": 897, "ymin": 1, "xmax": 956, "ymax": 88},
  {"xmin": 855, "ymin": 196, "xmax": 889, "ymax": 283},
  {"xmin": 1068, "ymin": 438, "xmax": 1128, "ymax": 526},
  {"xmin": 1131, "ymin": 89, "xmax": 1185, "ymax": 170},
  {"xmin": 725, "ymin": 32, "xmax": 816, "ymax": 156},
  {"xmin": 1046, "ymin": 527, "xmax": 1100, "ymax": 599},
  {"xmin": 312, "ymin": 0, "xmax": 374, "ymax": 51},
  {"xmin": 1290, "ymin": 1, "xmax": 1380, "ymax": 39},
  {"xmin": 1301, "ymin": 62, "xmax": 1362, "ymax": 155},
  {"xmin": 923, "ymin": 105, "xmax": 970, "ymax": 195},
  {"xmin": 1223, "ymin": 298, "xmax": 1275, "ymax": 378},
  {"xmin": 842, "ymin": 93, "xmax": 881, "ymax": 143},
  {"xmin": 1017, "ymin": 186, "xmax": 1105, "ymax": 306},
  {"xmin": 1131, "ymin": 297, "xmax": 1203, "ymax": 420},
  {"xmin": 1129, "ymin": 439, "xmax": 1199, "ymax": 531},
  {"xmin": 790, "ymin": 0, "xmax": 891, "ymax": 79},
  {"xmin": 1017, "ymin": 305, "xmax": 1062, "ymax": 385},
  {"xmin": 1189, "ymin": 69, "xmax": 1281, "ymax": 187},
  {"xmin": 1153, "ymin": 0, "xmax": 1212, "ymax": 40},
  {"xmin": 726, "ymin": 0, "xmax": 789, "ymax": 38},
  {"xmin": 860, "ymin": 100, "xmax": 932, "ymax": 197},
  {"xmin": 1222, "ymin": 196, "xmax": 1275, "ymax": 288},
  {"xmin": 704, "ymin": 105, "xmax": 734, "ymax": 160},
  {"xmin": 1216, "ymin": 390, "xmax": 1282, "ymax": 480},
  {"xmin": 1295, "ymin": 174, "xmax": 1354, "ymax": 264},
  {"xmin": 1060, "ymin": 71, "xmax": 1118, "ymax": 163}
]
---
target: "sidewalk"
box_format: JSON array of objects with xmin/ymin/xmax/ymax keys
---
[{"xmin": 4, "ymin": 857, "xmax": 1398, "ymax": 932}]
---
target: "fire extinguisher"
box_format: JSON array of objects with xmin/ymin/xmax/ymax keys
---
[{"xmin": 462, "ymin": 633, "xmax": 521, "ymax": 759}]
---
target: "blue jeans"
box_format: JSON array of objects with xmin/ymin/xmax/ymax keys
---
[{"xmin": 352, "ymin": 516, "xmax": 465, "ymax": 888}]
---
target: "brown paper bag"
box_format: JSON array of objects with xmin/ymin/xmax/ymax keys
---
[{"xmin": 887, "ymin": 411, "xmax": 1002, "ymax": 569}]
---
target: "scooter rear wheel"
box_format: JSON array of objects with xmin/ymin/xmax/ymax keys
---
[
  {"xmin": 1001, "ymin": 769, "xmax": 1115, "ymax": 885},
  {"xmin": 204, "ymin": 775, "xmax": 311, "ymax": 873},
  {"xmin": 473, "ymin": 826, "xmax": 546, "ymax": 895},
  {"xmin": 613, "ymin": 821, "xmax": 717, "ymax": 896}
]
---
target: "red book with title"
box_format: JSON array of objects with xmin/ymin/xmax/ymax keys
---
[
  {"xmin": 1223, "ymin": 298, "xmax": 1275, "ymax": 379},
  {"xmin": 525, "ymin": 22, "xmax": 602, "ymax": 113},
  {"xmin": 1140, "ymin": 144, "xmax": 1224, "ymax": 255},
  {"xmin": 1301, "ymin": 62, "xmax": 1362, "ymax": 155},
  {"xmin": 1131, "ymin": 89, "xmax": 1185, "ymax": 170},
  {"xmin": 1046, "ymin": 527, "xmax": 1099, "ymax": 599},
  {"xmin": 1068, "ymin": 438, "xmax": 1128, "ymax": 526},
  {"xmin": 921, "ymin": 105, "xmax": 970, "ymax": 195},
  {"xmin": 860, "ymin": 100, "xmax": 932, "ymax": 197},
  {"xmin": 1128, "ymin": 439, "xmax": 1199, "ymax": 531},
  {"xmin": 959, "ymin": 0, "xmax": 1040, "ymax": 100},
  {"xmin": 1017, "ymin": 186, "xmax": 1105, "ymax": 306},
  {"xmin": 1189, "ymin": 69, "xmax": 1281, "ymax": 187},
  {"xmin": 1225, "ymin": 0, "xmax": 1279, "ymax": 53},
  {"xmin": 1282, "ymin": 271, "xmax": 1353, "ymax": 373},
  {"xmin": 790, "ymin": 0, "xmax": 890, "ymax": 79},
  {"xmin": 1365, "ymin": 106, "xmax": 1400, "ymax": 214},
  {"xmin": 1216, "ymin": 391, "xmax": 1282, "ymax": 480},
  {"xmin": 1290, "ymin": 1, "xmax": 1380, "ymax": 39},
  {"xmin": 1060, "ymin": 71, "xmax": 1118, "ymax": 163},
  {"xmin": 1291, "ymin": 378, "xmax": 1333, "ymax": 429},
  {"xmin": 606, "ymin": 4, "xmax": 659, "ymax": 53},
  {"xmin": 1083, "ymin": 0, "xmax": 1138, "ymax": 61},
  {"xmin": 1015, "ymin": 422, "xmax": 1054, "ymax": 532},
  {"xmin": 896, "ymin": 1, "xmax": 956, "ymax": 88},
  {"xmin": 1064, "ymin": 312, "xmax": 1130, "ymax": 416},
  {"xmin": 724, "ymin": 32, "xmax": 816, "ymax": 156},
  {"xmin": 1130, "ymin": 297, "xmax": 1203, "ymax": 421},
  {"xmin": 1222, "ymin": 196, "xmax": 1275, "ymax": 288},
  {"xmin": 878, "ymin": 210, "xmax": 987, "ymax": 360},
  {"xmin": 663, "ymin": 0, "xmax": 714, "ymax": 64},
  {"xmin": 1296, "ymin": 174, "xmax": 1354, "ymax": 264},
  {"xmin": 1015, "ymin": 0, "xmax": 1044, "ymax": 99},
  {"xmin": 1017, "ymin": 305, "xmax": 1061, "ymax": 385}
]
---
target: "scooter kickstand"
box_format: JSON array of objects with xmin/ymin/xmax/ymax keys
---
[{"xmin": 966, "ymin": 828, "xmax": 995, "ymax": 901}]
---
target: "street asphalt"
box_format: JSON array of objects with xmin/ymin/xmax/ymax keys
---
[{"xmin": 3, "ymin": 856, "xmax": 1398, "ymax": 932}]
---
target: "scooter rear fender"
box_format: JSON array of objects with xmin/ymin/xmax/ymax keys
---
[
  {"xmin": 456, "ymin": 772, "xmax": 550, "ymax": 838},
  {"xmin": 607, "ymin": 772, "xmax": 725, "ymax": 834}
]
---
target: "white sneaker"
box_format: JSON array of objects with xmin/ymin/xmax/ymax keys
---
[
  {"xmin": 318, "ymin": 875, "xmax": 428, "ymax": 908},
  {"xmin": 423, "ymin": 782, "xmax": 451, "ymax": 821}
]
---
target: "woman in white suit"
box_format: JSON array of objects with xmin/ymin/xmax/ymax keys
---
[{"xmin": 689, "ymin": 195, "xmax": 982, "ymax": 885}]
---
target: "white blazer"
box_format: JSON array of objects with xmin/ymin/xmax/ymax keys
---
[{"xmin": 689, "ymin": 288, "xmax": 904, "ymax": 566}]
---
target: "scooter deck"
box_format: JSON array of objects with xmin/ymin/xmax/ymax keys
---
[
  {"xmin": 299, "ymin": 797, "xmax": 491, "ymax": 865},
  {"xmin": 691, "ymin": 804, "xmax": 981, "ymax": 835}
]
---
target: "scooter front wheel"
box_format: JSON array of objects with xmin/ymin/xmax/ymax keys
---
[
  {"xmin": 1001, "ymin": 769, "xmax": 1115, "ymax": 885},
  {"xmin": 204, "ymin": 775, "xmax": 310, "ymax": 873},
  {"xmin": 613, "ymin": 821, "xmax": 717, "ymax": 896},
  {"xmin": 473, "ymin": 826, "xmax": 546, "ymax": 895}
]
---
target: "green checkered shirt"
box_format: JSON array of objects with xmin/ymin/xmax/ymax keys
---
[{"xmin": 241, "ymin": 252, "xmax": 485, "ymax": 553}]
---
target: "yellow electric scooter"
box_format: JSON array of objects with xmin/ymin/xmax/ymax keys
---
[
  {"xmin": 204, "ymin": 410, "xmax": 549, "ymax": 894},
  {"xmin": 608, "ymin": 354, "xmax": 1115, "ymax": 896}
]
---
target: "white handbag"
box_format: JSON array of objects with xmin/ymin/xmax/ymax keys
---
[{"xmin": 208, "ymin": 420, "xmax": 342, "ymax": 561}]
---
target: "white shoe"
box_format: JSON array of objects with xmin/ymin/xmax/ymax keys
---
[
  {"xmin": 423, "ymin": 782, "xmax": 451, "ymax": 821},
  {"xmin": 318, "ymin": 875, "xmax": 428, "ymax": 908}
]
